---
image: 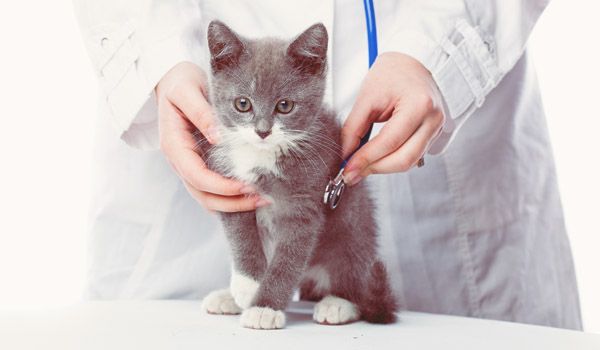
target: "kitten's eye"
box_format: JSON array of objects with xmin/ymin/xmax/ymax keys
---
[
  {"xmin": 275, "ymin": 99, "xmax": 294, "ymax": 114},
  {"xmin": 234, "ymin": 97, "xmax": 252, "ymax": 112}
]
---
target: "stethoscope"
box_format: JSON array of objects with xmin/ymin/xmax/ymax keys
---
[
  {"xmin": 323, "ymin": 0, "xmax": 378, "ymax": 210},
  {"xmin": 323, "ymin": 0, "xmax": 425, "ymax": 210}
]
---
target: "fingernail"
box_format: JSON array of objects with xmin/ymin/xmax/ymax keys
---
[
  {"xmin": 342, "ymin": 169, "xmax": 361, "ymax": 186},
  {"xmin": 255, "ymin": 197, "xmax": 272, "ymax": 208},
  {"xmin": 343, "ymin": 160, "xmax": 358, "ymax": 174},
  {"xmin": 207, "ymin": 126, "xmax": 221, "ymax": 144},
  {"xmin": 240, "ymin": 185, "xmax": 257, "ymax": 194},
  {"xmin": 348, "ymin": 175, "xmax": 364, "ymax": 186}
]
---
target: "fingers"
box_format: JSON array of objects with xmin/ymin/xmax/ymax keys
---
[
  {"xmin": 361, "ymin": 119, "xmax": 438, "ymax": 176},
  {"xmin": 161, "ymin": 125, "xmax": 271, "ymax": 212},
  {"xmin": 168, "ymin": 145, "xmax": 272, "ymax": 213},
  {"xmin": 175, "ymin": 148, "xmax": 252, "ymax": 196},
  {"xmin": 183, "ymin": 181, "xmax": 270, "ymax": 213},
  {"xmin": 343, "ymin": 101, "xmax": 423, "ymax": 180},
  {"xmin": 166, "ymin": 144, "xmax": 273, "ymax": 213},
  {"xmin": 159, "ymin": 100, "xmax": 248, "ymax": 197},
  {"xmin": 343, "ymin": 109, "xmax": 442, "ymax": 186},
  {"xmin": 159, "ymin": 113, "xmax": 253, "ymax": 195},
  {"xmin": 168, "ymin": 84, "xmax": 220, "ymax": 144}
]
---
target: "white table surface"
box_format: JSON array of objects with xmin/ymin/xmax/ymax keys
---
[{"xmin": 1, "ymin": 300, "xmax": 598, "ymax": 350}]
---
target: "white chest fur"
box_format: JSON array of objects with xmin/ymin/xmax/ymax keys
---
[
  {"xmin": 224, "ymin": 144, "xmax": 281, "ymax": 183},
  {"xmin": 215, "ymin": 125, "xmax": 290, "ymax": 183}
]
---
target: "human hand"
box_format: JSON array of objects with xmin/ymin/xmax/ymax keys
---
[
  {"xmin": 156, "ymin": 62, "xmax": 268, "ymax": 212},
  {"xmin": 341, "ymin": 52, "xmax": 445, "ymax": 186}
]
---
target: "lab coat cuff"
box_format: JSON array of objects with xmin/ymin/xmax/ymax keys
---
[
  {"xmin": 383, "ymin": 20, "xmax": 501, "ymax": 154},
  {"xmin": 104, "ymin": 33, "xmax": 196, "ymax": 150},
  {"xmin": 428, "ymin": 20, "xmax": 502, "ymax": 154}
]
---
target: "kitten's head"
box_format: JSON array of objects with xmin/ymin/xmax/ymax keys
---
[{"xmin": 207, "ymin": 20, "xmax": 328, "ymax": 152}]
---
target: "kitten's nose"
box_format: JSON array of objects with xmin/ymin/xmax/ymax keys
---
[{"xmin": 255, "ymin": 129, "xmax": 271, "ymax": 139}]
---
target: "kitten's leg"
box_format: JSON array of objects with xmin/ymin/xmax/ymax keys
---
[
  {"xmin": 299, "ymin": 264, "xmax": 331, "ymax": 301},
  {"xmin": 240, "ymin": 209, "xmax": 323, "ymax": 330},
  {"xmin": 220, "ymin": 211, "xmax": 268, "ymax": 310},
  {"xmin": 299, "ymin": 279, "xmax": 325, "ymax": 302}
]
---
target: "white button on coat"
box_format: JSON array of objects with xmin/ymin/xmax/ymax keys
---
[{"xmin": 74, "ymin": 0, "xmax": 581, "ymax": 329}]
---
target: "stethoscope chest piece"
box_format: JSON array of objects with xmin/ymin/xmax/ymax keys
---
[
  {"xmin": 323, "ymin": 0, "xmax": 377, "ymax": 211},
  {"xmin": 323, "ymin": 168, "xmax": 346, "ymax": 210}
]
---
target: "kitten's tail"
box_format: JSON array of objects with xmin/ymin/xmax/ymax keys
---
[{"xmin": 359, "ymin": 260, "xmax": 400, "ymax": 324}]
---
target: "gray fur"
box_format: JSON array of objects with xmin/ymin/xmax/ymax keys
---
[{"xmin": 200, "ymin": 20, "xmax": 398, "ymax": 323}]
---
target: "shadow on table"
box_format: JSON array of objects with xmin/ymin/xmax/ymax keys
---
[{"xmin": 285, "ymin": 301, "xmax": 317, "ymax": 325}]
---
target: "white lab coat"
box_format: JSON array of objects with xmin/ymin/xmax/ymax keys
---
[{"xmin": 75, "ymin": 0, "xmax": 582, "ymax": 329}]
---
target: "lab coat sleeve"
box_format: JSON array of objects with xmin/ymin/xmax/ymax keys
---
[
  {"xmin": 73, "ymin": 0, "xmax": 203, "ymax": 149},
  {"xmin": 380, "ymin": 0, "xmax": 550, "ymax": 154}
]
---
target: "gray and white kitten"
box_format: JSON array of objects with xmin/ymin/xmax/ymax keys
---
[{"xmin": 199, "ymin": 20, "xmax": 398, "ymax": 329}]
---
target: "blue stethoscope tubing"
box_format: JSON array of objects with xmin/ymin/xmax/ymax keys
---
[
  {"xmin": 323, "ymin": 0, "xmax": 378, "ymax": 209},
  {"xmin": 339, "ymin": 0, "xmax": 378, "ymax": 169},
  {"xmin": 364, "ymin": 0, "xmax": 379, "ymax": 67}
]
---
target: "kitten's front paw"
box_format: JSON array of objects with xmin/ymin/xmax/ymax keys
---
[
  {"xmin": 313, "ymin": 295, "xmax": 360, "ymax": 325},
  {"xmin": 201, "ymin": 289, "xmax": 242, "ymax": 315},
  {"xmin": 240, "ymin": 306, "xmax": 286, "ymax": 330},
  {"xmin": 230, "ymin": 271, "xmax": 259, "ymax": 309}
]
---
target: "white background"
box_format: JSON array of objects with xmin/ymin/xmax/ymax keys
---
[{"xmin": 0, "ymin": 0, "xmax": 598, "ymax": 333}]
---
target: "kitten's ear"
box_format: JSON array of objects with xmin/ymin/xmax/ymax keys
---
[
  {"xmin": 287, "ymin": 23, "xmax": 328, "ymax": 75},
  {"xmin": 207, "ymin": 20, "xmax": 245, "ymax": 73}
]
